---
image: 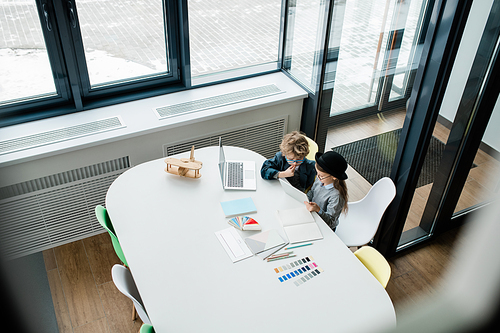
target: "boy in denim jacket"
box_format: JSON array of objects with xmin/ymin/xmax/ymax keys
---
[{"xmin": 261, "ymin": 131, "xmax": 316, "ymax": 192}]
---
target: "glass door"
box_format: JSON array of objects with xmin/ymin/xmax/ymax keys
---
[
  {"xmin": 294, "ymin": 0, "xmax": 434, "ymax": 207},
  {"xmin": 398, "ymin": 97, "xmax": 500, "ymax": 249},
  {"xmin": 384, "ymin": 0, "xmax": 500, "ymax": 253},
  {"xmin": 398, "ymin": 9, "xmax": 500, "ymax": 249},
  {"xmin": 312, "ymin": 0, "xmax": 431, "ymax": 158},
  {"xmin": 327, "ymin": 0, "xmax": 428, "ymax": 117}
]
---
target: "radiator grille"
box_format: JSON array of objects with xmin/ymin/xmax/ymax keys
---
[
  {"xmin": 0, "ymin": 116, "xmax": 125, "ymax": 155},
  {"xmin": 154, "ymin": 84, "xmax": 284, "ymax": 119},
  {"xmin": 0, "ymin": 156, "xmax": 130, "ymax": 201},
  {"xmin": 0, "ymin": 157, "xmax": 130, "ymax": 259},
  {"xmin": 163, "ymin": 118, "xmax": 286, "ymax": 159}
]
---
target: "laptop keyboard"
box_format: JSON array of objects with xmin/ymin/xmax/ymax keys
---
[{"xmin": 227, "ymin": 162, "xmax": 244, "ymax": 187}]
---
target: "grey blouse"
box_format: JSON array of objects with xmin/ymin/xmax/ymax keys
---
[{"xmin": 307, "ymin": 178, "xmax": 345, "ymax": 230}]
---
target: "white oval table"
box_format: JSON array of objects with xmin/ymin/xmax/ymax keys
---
[{"xmin": 106, "ymin": 146, "xmax": 396, "ymax": 333}]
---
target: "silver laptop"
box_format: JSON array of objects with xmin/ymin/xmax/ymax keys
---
[{"xmin": 218, "ymin": 138, "xmax": 256, "ymax": 190}]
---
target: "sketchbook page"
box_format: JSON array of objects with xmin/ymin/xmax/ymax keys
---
[
  {"xmin": 215, "ymin": 227, "xmax": 253, "ymax": 263},
  {"xmin": 276, "ymin": 206, "xmax": 315, "ymax": 227},
  {"xmin": 284, "ymin": 223, "xmax": 323, "ymax": 244}
]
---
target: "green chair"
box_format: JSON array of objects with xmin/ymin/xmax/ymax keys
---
[
  {"xmin": 95, "ymin": 205, "xmax": 128, "ymax": 267},
  {"xmin": 140, "ymin": 324, "xmax": 155, "ymax": 333}
]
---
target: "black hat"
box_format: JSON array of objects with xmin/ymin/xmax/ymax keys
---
[{"xmin": 315, "ymin": 151, "xmax": 348, "ymax": 180}]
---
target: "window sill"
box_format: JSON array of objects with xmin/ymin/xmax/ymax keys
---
[{"xmin": 0, "ymin": 72, "xmax": 308, "ymax": 167}]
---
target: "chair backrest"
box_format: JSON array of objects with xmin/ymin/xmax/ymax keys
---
[
  {"xmin": 354, "ymin": 176, "xmax": 396, "ymax": 216},
  {"xmin": 305, "ymin": 136, "xmax": 319, "ymax": 161},
  {"xmin": 112, "ymin": 264, "xmax": 152, "ymax": 325},
  {"xmin": 335, "ymin": 177, "xmax": 396, "ymax": 247},
  {"xmin": 95, "ymin": 205, "xmax": 128, "ymax": 267},
  {"xmin": 140, "ymin": 324, "xmax": 155, "ymax": 333},
  {"xmin": 354, "ymin": 246, "xmax": 391, "ymax": 288}
]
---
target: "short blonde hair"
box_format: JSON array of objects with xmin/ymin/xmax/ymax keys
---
[{"xmin": 279, "ymin": 131, "xmax": 309, "ymax": 159}]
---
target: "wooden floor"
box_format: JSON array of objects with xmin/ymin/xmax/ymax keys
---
[
  {"xmin": 385, "ymin": 225, "xmax": 464, "ymax": 318},
  {"xmin": 43, "ymin": 233, "xmax": 143, "ymax": 333},
  {"xmin": 43, "ymin": 224, "xmax": 465, "ymax": 332}
]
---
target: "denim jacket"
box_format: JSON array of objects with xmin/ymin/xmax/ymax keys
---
[{"xmin": 260, "ymin": 152, "xmax": 316, "ymax": 191}]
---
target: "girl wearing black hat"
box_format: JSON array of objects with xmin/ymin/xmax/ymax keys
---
[{"xmin": 304, "ymin": 151, "xmax": 349, "ymax": 231}]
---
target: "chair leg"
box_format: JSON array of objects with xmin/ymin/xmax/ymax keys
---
[{"xmin": 132, "ymin": 304, "xmax": 137, "ymax": 321}]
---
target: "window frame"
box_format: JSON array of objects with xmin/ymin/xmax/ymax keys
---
[
  {"xmin": 0, "ymin": 0, "xmax": 288, "ymax": 128},
  {"xmin": 0, "ymin": 0, "xmax": 184, "ymax": 127}
]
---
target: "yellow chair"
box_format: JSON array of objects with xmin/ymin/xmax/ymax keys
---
[
  {"xmin": 353, "ymin": 246, "xmax": 391, "ymax": 288},
  {"xmin": 305, "ymin": 136, "xmax": 318, "ymax": 161}
]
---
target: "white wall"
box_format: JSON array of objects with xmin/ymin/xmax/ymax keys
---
[
  {"xmin": 439, "ymin": 0, "xmax": 499, "ymax": 151},
  {"xmin": 483, "ymin": 97, "xmax": 500, "ymax": 152}
]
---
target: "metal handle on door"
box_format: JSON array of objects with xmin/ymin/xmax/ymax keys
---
[
  {"xmin": 68, "ymin": 1, "xmax": 77, "ymax": 28},
  {"xmin": 42, "ymin": 4, "xmax": 52, "ymax": 31}
]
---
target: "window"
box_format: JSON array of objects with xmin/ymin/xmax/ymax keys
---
[
  {"xmin": 0, "ymin": 0, "xmax": 178, "ymax": 125},
  {"xmin": 282, "ymin": 0, "xmax": 327, "ymax": 91},
  {"xmin": 74, "ymin": 0, "xmax": 170, "ymax": 88},
  {"xmin": 0, "ymin": 1, "xmax": 56, "ymax": 103},
  {"xmin": 187, "ymin": 0, "xmax": 282, "ymax": 85},
  {"xmin": 0, "ymin": 0, "xmax": 284, "ymax": 126}
]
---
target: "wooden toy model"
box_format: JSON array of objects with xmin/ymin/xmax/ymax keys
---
[{"xmin": 164, "ymin": 146, "xmax": 203, "ymax": 178}]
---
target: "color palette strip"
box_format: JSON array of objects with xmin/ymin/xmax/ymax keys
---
[
  {"xmin": 293, "ymin": 267, "xmax": 324, "ymax": 286},
  {"xmin": 277, "ymin": 262, "xmax": 318, "ymax": 282},
  {"xmin": 277, "ymin": 262, "xmax": 324, "ymax": 287},
  {"xmin": 273, "ymin": 256, "xmax": 314, "ymax": 273}
]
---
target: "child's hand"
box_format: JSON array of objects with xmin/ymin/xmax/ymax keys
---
[
  {"xmin": 304, "ymin": 201, "xmax": 320, "ymax": 213},
  {"xmin": 280, "ymin": 165, "xmax": 295, "ymax": 178}
]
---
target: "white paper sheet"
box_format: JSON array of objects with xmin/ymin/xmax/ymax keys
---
[
  {"xmin": 215, "ymin": 227, "xmax": 253, "ymax": 263},
  {"xmin": 276, "ymin": 208, "xmax": 324, "ymax": 244}
]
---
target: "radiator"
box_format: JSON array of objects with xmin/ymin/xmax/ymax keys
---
[
  {"xmin": 0, "ymin": 116, "xmax": 125, "ymax": 155},
  {"xmin": 0, "ymin": 157, "xmax": 130, "ymax": 259},
  {"xmin": 154, "ymin": 84, "xmax": 284, "ymax": 119},
  {"xmin": 163, "ymin": 117, "xmax": 287, "ymax": 159}
]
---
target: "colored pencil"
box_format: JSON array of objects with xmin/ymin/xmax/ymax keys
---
[
  {"xmin": 285, "ymin": 243, "xmax": 313, "ymax": 250},
  {"xmin": 267, "ymin": 254, "xmax": 296, "ymax": 262},
  {"xmin": 267, "ymin": 251, "xmax": 293, "ymax": 260}
]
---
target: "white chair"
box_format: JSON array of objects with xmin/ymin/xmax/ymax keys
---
[
  {"xmin": 111, "ymin": 264, "xmax": 152, "ymax": 325},
  {"xmin": 335, "ymin": 177, "xmax": 396, "ymax": 247}
]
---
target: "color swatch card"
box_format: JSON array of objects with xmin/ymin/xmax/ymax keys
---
[
  {"xmin": 228, "ymin": 216, "xmax": 261, "ymax": 231},
  {"xmin": 220, "ymin": 197, "xmax": 257, "ymax": 217},
  {"xmin": 244, "ymin": 229, "xmax": 286, "ymax": 254},
  {"xmin": 215, "ymin": 227, "xmax": 253, "ymax": 263}
]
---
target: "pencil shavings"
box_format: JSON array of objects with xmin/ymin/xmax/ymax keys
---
[{"xmin": 228, "ymin": 216, "xmax": 261, "ymax": 231}]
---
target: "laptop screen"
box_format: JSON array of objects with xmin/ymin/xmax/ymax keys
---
[
  {"xmin": 218, "ymin": 137, "xmax": 225, "ymax": 186},
  {"xmin": 279, "ymin": 178, "xmax": 308, "ymax": 203}
]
